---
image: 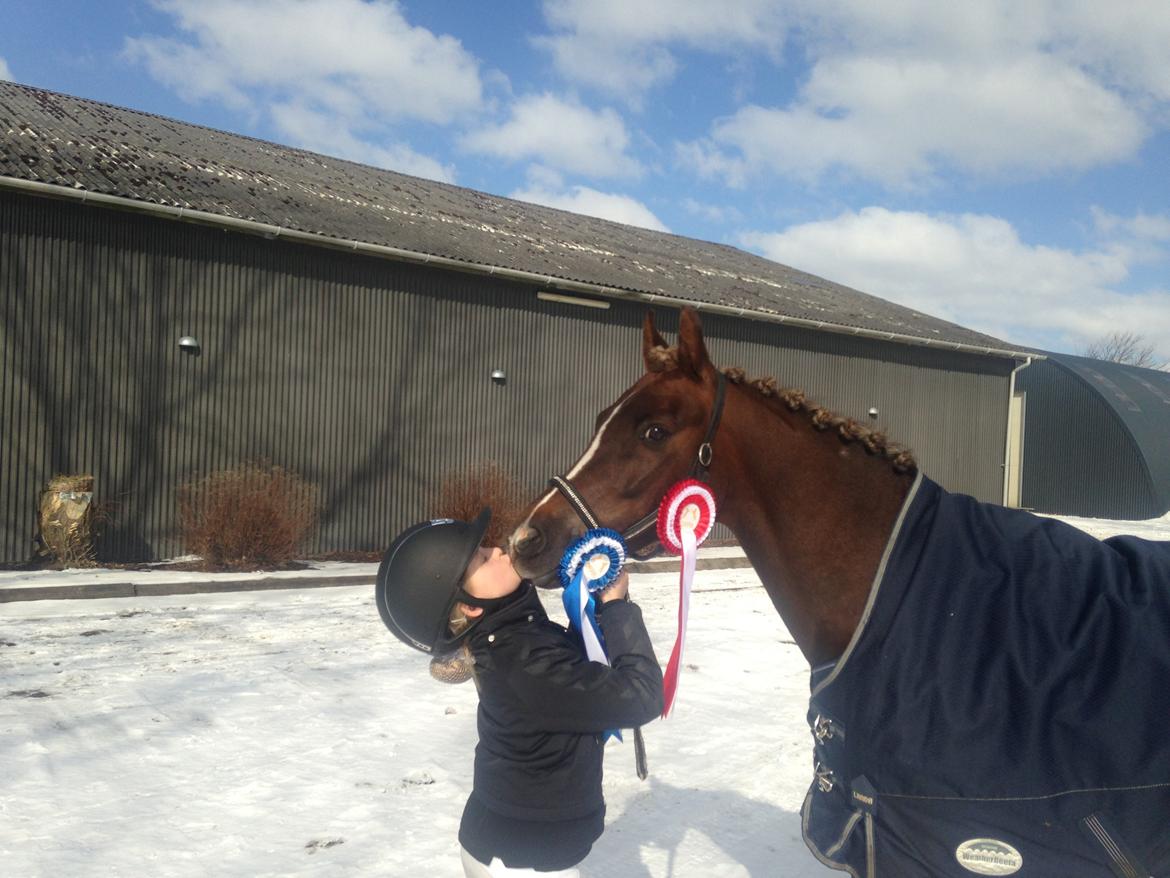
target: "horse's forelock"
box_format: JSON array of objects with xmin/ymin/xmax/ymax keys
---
[{"xmin": 644, "ymin": 344, "xmax": 678, "ymax": 373}]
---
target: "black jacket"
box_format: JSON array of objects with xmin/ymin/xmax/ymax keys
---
[{"xmin": 465, "ymin": 582, "xmax": 663, "ymax": 823}]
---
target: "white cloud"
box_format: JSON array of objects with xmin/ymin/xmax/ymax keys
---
[
  {"xmin": 541, "ymin": 1, "xmax": 1170, "ymax": 107},
  {"xmin": 536, "ymin": 1, "xmax": 1170, "ymax": 186},
  {"xmin": 127, "ymin": 0, "xmax": 482, "ymax": 122},
  {"xmin": 0, "ymin": 57, "xmax": 12, "ymax": 82},
  {"xmin": 740, "ymin": 207, "xmax": 1170, "ymax": 360},
  {"xmin": 124, "ymin": 0, "xmax": 478, "ymax": 179},
  {"xmin": 269, "ymin": 102, "xmax": 454, "ymax": 182},
  {"xmin": 1093, "ymin": 207, "xmax": 1170, "ymax": 243},
  {"xmin": 685, "ymin": 53, "xmax": 1145, "ymax": 188},
  {"xmin": 462, "ymin": 93, "xmax": 642, "ymax": 179},
  {"xmin": 537, "ymin": 0, "xmax": 785, "ymax": 96},
  {"xmin": 511, "ymin": 182, "xmax": 668, "ymax": 231},
  {"xmin": 1050, "ymin": 0, "xmax": 1170, "ymax": 103},
  {"xmin": 681, "ymin": 197, "xmax": 743, "ymax": 225}
]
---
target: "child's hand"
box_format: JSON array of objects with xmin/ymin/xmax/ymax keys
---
[{"xmin": 599, "ymin": 570, "xmax": 629, "ymax": 602}]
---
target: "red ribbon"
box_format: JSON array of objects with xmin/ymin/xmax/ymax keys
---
[{"xmin": 656, "ymin": 480, "xmax": 716, "ymax": 718}]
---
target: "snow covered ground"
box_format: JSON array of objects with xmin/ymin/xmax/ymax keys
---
[{"xmin": 2, "ymin": 511, "xmax": 1167, "ymax": 878}]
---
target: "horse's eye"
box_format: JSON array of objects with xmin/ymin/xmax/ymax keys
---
[{"xmin": 642, "ymin": 424, "xmax": 669, "ymax": 443}]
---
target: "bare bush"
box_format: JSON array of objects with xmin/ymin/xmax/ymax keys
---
[
  {"xmin": 178, "ymin": 464, "xmax": 319, "ymax": 570},
  {"xmin": 431, "ymin": 462, "xmax": 527, "ymax": 548}
]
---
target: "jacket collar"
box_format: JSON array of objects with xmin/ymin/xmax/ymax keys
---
[{"xmin": 473, "ymin": 581, "xmax": 545, "ymax": 636}]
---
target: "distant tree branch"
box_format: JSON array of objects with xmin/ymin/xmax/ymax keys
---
[{"xmin": 1082, "ymin": 331, "xmax": 1166, "ymax": 370}]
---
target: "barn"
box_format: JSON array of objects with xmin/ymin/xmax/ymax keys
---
[
  {"xmin": 0, "ymin": 81, "xmax": 1032, "ymax": 563},
  {"xmin": 1016, "ymin": 352, "xmax": 1170, "ymax": 520}
]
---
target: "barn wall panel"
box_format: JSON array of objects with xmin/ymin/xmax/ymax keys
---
[{"xmin": 1, "ymin": 191, "xmax": 1012, "ymax": 562}]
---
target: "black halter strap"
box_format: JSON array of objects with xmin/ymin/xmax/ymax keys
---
[
  {"xmin": 550, "ymin": 371, "xmax": 727, "ymax": 549},
  {"xmin": 691, "ymin": 370, "xmax": 726, "ymax": 479},
  {"xmin": 548, "ymin": 475, "xmax": 600, "ymax": 530}
]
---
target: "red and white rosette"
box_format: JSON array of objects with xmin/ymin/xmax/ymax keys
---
[{"xmin": 656, "ymin": 479, "xmax": 716, "ymax": 718}]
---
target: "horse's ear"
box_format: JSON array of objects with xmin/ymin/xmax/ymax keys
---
[
  {"xmin": 677, "ymin": 307, "xmax": 711, "ymax": 381},
  {"xmin": 642, "ymin": 310, "xmax": 669, "ymax": 371}
]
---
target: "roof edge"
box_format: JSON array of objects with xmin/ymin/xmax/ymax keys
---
[{"xmin": 0, "ymin": 174, "xmax": 1036, "ymax": 361}]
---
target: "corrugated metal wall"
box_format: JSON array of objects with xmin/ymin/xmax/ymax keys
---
[
  {"xmin": 1017, "ymin": 360, "xmax": 1158, "ymax": 518},
  {"xmin": 690, "ymin": 311, "xmax": 1012, "ymax": 501},
  {"xmin": 1, "ymin": 190, "xmax": 1013, "ymax": 562}
]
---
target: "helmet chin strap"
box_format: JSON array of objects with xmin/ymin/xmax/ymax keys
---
[{"xmin": 456, "ymin": 586, "xmax": 522, "ymax": 611}]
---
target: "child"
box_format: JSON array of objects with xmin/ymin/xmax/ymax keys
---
[{"xmin": 376, "ymin": 507, "xmax": 663, "ymax": 877}]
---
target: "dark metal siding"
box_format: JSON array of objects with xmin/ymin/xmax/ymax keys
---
[
  {"xmin": 1, "ymin": 191, "xmax": 1012, "ymax": 562},
  {"xmin": 1017, "ymin": 360, "xmax": 1159, "ymax": 519},
  {"xmin": 690, "ymin": 312, "xmax": 1013, "ymax": 501}
]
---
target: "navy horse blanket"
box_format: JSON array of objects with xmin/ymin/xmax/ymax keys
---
[{"xmin": 803, "ymin": 473, "xmax": 1170, "ymax": 878}]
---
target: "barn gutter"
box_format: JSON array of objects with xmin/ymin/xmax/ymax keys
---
[
  {"xmin": 1002, "ymin": 356, "xmax": 1034, "ymax": 506},
  {"xmin": 1, "ymin": 176, "xmax": 1037, "ymax": 361}
]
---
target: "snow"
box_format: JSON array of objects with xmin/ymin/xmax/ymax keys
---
[
  {"xmin": 0, "ymin": 547, "xmax": 741, "ymax": 596},
  {"xmin": 2, "ymin": 513, "xmax": 1168, "ymax": 877}
]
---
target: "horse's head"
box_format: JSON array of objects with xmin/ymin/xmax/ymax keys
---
[{"xmin": 509, "ymin": 307, "xmax": 725, "ymax": 584}]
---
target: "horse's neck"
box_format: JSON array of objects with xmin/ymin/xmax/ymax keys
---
[{"xmin": 717, "ymin": 392, "xmax": 914, "ymax": 666}]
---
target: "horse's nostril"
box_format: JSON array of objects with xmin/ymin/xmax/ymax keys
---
[{"xmin": 511, "ymin": 525, "xmax": 545, "ymax": 559}]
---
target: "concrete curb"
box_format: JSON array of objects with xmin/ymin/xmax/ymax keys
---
[
  {"xmin": 0, "ymin": 556, "xmax": 754, "ymax": 603},
  {"xmin": 0, "ymin": 574, "xmax": 376, "ymax": 603}
]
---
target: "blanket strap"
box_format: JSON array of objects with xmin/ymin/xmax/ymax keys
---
[{"xmin": 1079, "ymin": 812, "xmax": 1152, "ymax": 878}]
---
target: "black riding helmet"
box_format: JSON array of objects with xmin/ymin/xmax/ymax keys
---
[{"xmin": 375, "ymin": 506, "xmax": 492, "ymax": 654}]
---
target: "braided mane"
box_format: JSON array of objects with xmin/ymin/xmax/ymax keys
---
[{"xmin": 645, "ymin": 345, "xmax": 917, "ymax": 473}]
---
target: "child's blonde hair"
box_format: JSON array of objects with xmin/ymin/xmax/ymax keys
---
[
  {"xmin": 431, "ymin": 603, "xmax": 476, "ymax": 685},
  {"xmin": 448, "ymin": 602, "xmax": 472, "ymax": 638}
]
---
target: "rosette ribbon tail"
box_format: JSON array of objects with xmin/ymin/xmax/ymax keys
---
[
  {"xmin": 656, "ymin": 479, "xmax": 715, "ymax": 719},
  {"xmin": 562, "ymin": 566, "xmax": 609, "ymax": 664},
  {"xmin": 561, "ymin": 561, "xmax": 622, "ymax": 743},
  {"xmin": 661, "ymin": 524, "xmax": 697, "ymax": 718}
]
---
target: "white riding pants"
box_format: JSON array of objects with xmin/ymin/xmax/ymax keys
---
[{"xmin": 460, "ymin": 846, "xmax": 581, "ymax": 877}]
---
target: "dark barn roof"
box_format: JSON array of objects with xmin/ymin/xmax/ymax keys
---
[{"xmin": 0, "ymin": 80, "xmax": 1025, "ymax": 356}]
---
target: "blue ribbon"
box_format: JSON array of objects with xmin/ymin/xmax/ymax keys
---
[
  {"xmin": 562, "ymin": 566, "xmax": 608, "ymax": 657},
  {"xmin": 559, "ymin": 529, "xmax": 627, "ymax": 742}
]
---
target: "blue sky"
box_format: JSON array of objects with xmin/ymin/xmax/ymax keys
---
[{"xmin": 4, "ymin": 0, "xmax": 1169, "ymax": 362}]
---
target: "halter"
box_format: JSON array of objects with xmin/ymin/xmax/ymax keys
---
[{"xmin": 550, "ymin": 371, "xmax": 726, "ymax": 558}]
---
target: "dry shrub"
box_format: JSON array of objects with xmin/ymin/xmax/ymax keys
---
[
  {"xmin": 432, "ymin": 462, "xmax": 527, "ymax": 548},
  {"xmin": 178, "ymin": 463, "xmax": 318, "ymax": 570}
]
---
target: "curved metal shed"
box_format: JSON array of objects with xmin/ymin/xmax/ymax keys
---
[{"xmin": 1018, "ymin": 353, "xmax": 1170, "ymax": 519}]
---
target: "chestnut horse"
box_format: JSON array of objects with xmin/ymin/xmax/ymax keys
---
[
  {"xmin": 510, "ymin": 307, "xmax": 916, "ymax": 666},
  {"xmin": 508, "ymin": 308, "xmax": 1170, "ymax": 877}
]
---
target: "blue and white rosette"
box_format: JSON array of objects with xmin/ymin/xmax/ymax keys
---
[
  {"xmin": 559, "ymin": 528, "xmax": 627, "ymax": 742},
  {"xmin": 558, "ymin": 528, "xmax": 626, "ymax": 663}
]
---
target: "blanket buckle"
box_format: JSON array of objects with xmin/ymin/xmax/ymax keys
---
[
  {"xmin": 815, "ymin": 761, "xmax": 836, "ymax": 792},
  {"xmin": 813, "ymin": 714, "xmax": 836, "ymax": 743}
]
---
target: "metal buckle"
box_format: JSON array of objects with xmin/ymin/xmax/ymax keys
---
[
  {"xmin": 815, "ymin": 762, "xmax": 836, "ymax": 793},
  {"xmin": 697, "ymin": 442, "xmax": 713, "ymax": 468},
  {"xmin": 813, "ymin": 714, "xmax": 835, "ymax": 744}
]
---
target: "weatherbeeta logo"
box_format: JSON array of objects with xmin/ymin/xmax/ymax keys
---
[{"xmin": 955, "ymin": 838, "xmax": 1023, "ymax": 875}]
